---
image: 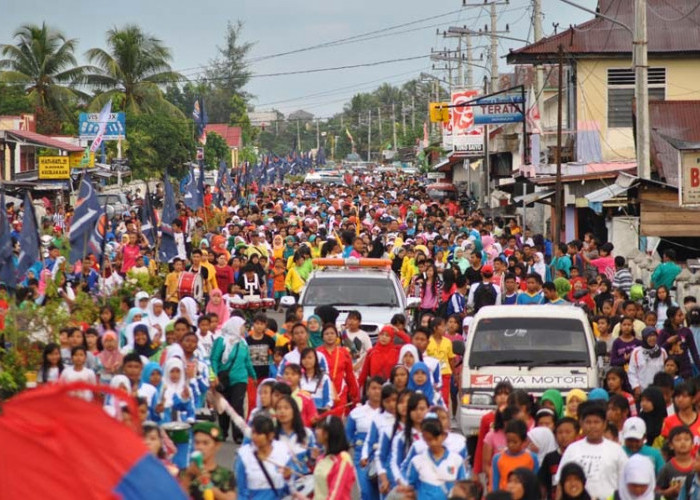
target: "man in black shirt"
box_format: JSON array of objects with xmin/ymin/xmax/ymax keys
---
[
  {"xmin": 464, "ymin": 250, "xmax": 483, "ymax": 286},
  {"xmin": 245, "ymin": 313, "xmax": 276, "ymax": 381}
]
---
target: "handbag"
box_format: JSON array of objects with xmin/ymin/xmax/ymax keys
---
[{"xmin": 216, "ymin": 343, "xmax": 239, "ymax": 392}]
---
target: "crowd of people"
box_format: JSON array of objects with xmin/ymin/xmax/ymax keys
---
[{"xmin": 6, "ymin": 168, "xmax": 700, "ymax": 499}]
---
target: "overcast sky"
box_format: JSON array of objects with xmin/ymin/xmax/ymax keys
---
[{"xmin": 1, "ymin": 0, "xmax": 596, "ymax": 118}]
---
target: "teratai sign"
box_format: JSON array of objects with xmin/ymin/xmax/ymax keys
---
[{"xmin": 472, "ymin": 93, "xmax": 525, "ymax": 125}]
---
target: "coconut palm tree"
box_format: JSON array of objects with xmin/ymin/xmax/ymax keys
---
[
  {"xmin": 84, "ymin": 25, "xmax": 183, "ymax": 114},
  {"xmin": 0, "ymin": 23, "xmax": 86, "ymax": 131}
]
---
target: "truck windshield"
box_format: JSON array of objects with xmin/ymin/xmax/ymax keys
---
[
  {"xmin": 302, "ymin": 277, "xmax": 399, "ymax": 307},
  {"xmin": 469, "ymin": 317, "xmax": 590, "ymax": 367}
]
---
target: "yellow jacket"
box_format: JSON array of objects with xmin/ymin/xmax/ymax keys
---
[{"xmin": 285, "ymin": 266, "xmax": 305, "ymax": 294}]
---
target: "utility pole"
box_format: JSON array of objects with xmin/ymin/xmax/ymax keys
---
[
  {"xmin": 554, "ymin": 46, "xmax": 564, "ymax": 247},
  {"xmin": 296, "ymin": 120, "xmax": 301, "ymax": 151},
  {"xmin": 489, "ymin": 3, "xmax": 498, "ymax": 92},
  {"xmin": 367, "ymin": 109, "xmax": 372, "ymax": 162},
  {"xmin": 378, "ymin": 107, "xmax": 383, "ymax": 146},
  {"xmin": 392, "ymin": 103, "xmax": 398, "ymax": 151},
  {"xmin": 533, "ymin": 0, "xmax": 544, "ymax": 120},
  {"xmin": 316, "ymin": 118, "xmax": 320, "ymax": 150},
  {"xmin": 411, "ymin": 95, "xmax": 415, "ymax": 130},
  {"xmin": 634, "ymin": 0, "xmax": 650, "ymax": 179},
  {"xmin": 466, "ymin": 32, "xmax": 473, "ymax": 88},
  {"xmin": 401, "ymin": 101, "xmax": 406, "ymax": 133}
]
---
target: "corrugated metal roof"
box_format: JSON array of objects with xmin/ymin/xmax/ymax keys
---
[
  {"xmin": 508, "ymin": 0, "xmax": 700, "ymax": 63},
  {"xmin": 513, "ymin": 190, "xmax": 555, "ymax": 205},
  {"xmin": 204, "ymin": 124, "xmax": 242, "ymax": 149},
  {"xmin": 649, "ymin": 100, "xmax": 700, "ymax": 186},
  {"xmin": 4, "ymin": 130, "xmax": 84, "ymax": 152}
]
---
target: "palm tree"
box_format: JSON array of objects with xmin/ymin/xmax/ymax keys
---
[
  {"xmin": 0, "ymin": 23, "xmax": 86, "ymax": 131},
  {"xmin": 84, "ymin": 25, "xmax": 183, "ymax": 114}
]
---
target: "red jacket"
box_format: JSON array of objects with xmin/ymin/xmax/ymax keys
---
[
  {"xmin": 358, "ymin": 333, "xmax": 399, "ymax": 389},
  {"xmin": 318, "ymin": 345, "xmax": 359, "ymax": 404}
]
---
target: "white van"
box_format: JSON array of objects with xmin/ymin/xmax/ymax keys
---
[{"xmin": 459, "ymin": 305, "xmax": 599, "ymax": 437}]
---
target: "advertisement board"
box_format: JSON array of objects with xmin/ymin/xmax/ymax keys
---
[
  {"xmin": 78, "ymin": 112, "xmax": 126, "ymax": 140},
  {"xmin": 451, "ymin": 89, "xmax": 484, "ymax": 156},
  {"xmin": 680, "ymin": 150, "xmax": 700, "ymax": 206},
  {"xmin": 69, "ymin": 150, "xmax": 94, "ymax": 168},
  {"xmin": 38, "ymin": 156, "xmax": 70, "ymax": 180}
]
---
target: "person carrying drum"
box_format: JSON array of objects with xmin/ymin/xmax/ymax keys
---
[{"xmin": 165, "ymin": 258, "xmax": 184, "ymax": 303}]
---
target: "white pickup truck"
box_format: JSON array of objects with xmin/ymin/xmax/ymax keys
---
[{"xmin": 459, "ymin": 305, "xmax": 600, "ymax": 437}]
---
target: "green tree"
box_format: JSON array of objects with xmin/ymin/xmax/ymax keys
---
[
  {"xmin": 204, "ymin": 21, "xmax": 254, "ymax": 123},
  {"xmin": 0, "ymin": 83, "xmax": 32, "ymax": 114},
  {"xmin": 229, "ymin": 94, "xmax": 257, "ymax": 145},
  {"xmin": 84, "ymin": 25, "xmax": 183, "ymax": 114},
  {"xmin": 204, "ymin": 131, "xmax": 229, "ymax": 169},
  {"xmin": 0, "ymin": 23, "xmax": 87, "ymax": 133},
  {"xmin": 125, "ymin": 111, "xmax": 195, "ymax": 179},
  {"xmin": 165, "ymin": 81, "xmax": 208, "ymax": 117}
]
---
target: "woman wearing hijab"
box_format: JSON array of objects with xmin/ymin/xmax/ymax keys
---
[
  {"xmin": 210, "ymin": 316, "xmax": 257, "ymax": 443},
  {"xmin": 527, "ymin": 426, "xmax": 557, "ymax": 464},
  {"xmin": 104, "ymin": 375, "xmax": 132, "ymax": 420},
  {"xmin": 506, "ymin": 467, "xmax": 541, "ymax": 500},
  {"xmin": 628, "ymin": 327, "xmax": 668, "ymax": 395},
  {"xmin": 175, "ymin": 296, "xmax": 199, "ymax": 328},
  {"xmin": 97, "ymin": 330, "xmax": 123, "ymax": 385},
  {"xmin": 391, "ymin": 246, "xmax": 405, "ymax": 277},
  {"xmin": 559, "ymin": 463, "xmax": 591, "ymax": 500},
  {"xmin": 131, "ymin": 323, "xmax": 157, "ymax": 361},
  {"xmin": 564, "ymin": 388, "xmax": 588, "ymax": 419},
  {"xmin": 613, "ymin": 454, "xmax": 655, "ymax": 500},
  {"xmin": 453, "ymin": 247, "xmax": 470, "ymax": 275},
  {"xmin": 540, "ymin": 389, "xmax": 564, "ymax": 419},
  {"xmin": 398, "ymin": 343, "xmax": 420, "ymax": 370},
  {"xmin": 532, "ymin": 252, "xmax": 547, "ymax": 283},
  {"xmin": 357, "ymin": 325, "xmax": 399, "ymax": 390},
  {"xmin": 158, "ymin": 357, "xmax": 195, "ymax": 424},
  {"xmin": 205, "ymin": 289, "xmax": 230, "ymax": 325},
  {"xmin": 120, "ymin": 307, "xmax": 147, "ymax": 351},
  {"xmin": 638, "ymin": 386, "xmax": 667, "ymax": 447},
  {"xmin": 306, "ymin": 314, "xmax": 323, "ymax": 348},
  {"xmin": 407, "ymin": 361, "xmax": 443, "ymax": 406},
  {"xmin": 141, "ymin": 361, "xmax": 164, "ymax": 401},
  {"xmin": 147, "ymin": 298, "xmax": 171, "ymax": 341}
]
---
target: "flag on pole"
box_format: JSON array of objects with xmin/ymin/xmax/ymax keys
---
[
  {"xmin": 140, "ymin": 187, "xmax": 157, "ymax": 247},
  {"xmin": 183, "ymin": 166, "xmax": 202, "ymax": 210},
  {"xmin": 192, "ymin": 98, "xmax": 208, "ymax": 143},
  {"xmin": 0, "ymin": 192, "xmax": 15, "ymax": 286},
  {"xmin": 17, "ymin": 192, "xmax": 39, "ymax": 279},
  {"xmin": 90, "ymin": 100, "xmax": 112, "ymax": 153},
  {"xmin": 198, "ymin": 165, "xmax": 205, "ymax": 207},
  {"xmin": 87, "ymin": 207, "xmax": 107, "ymax": 262},
  {"xmin": 69, "ymin": 176, "xmax": 101, "ymax": 264},
  {"xmin": 158, "ymin": 173, "xmax": 179, "ymax": 263}
]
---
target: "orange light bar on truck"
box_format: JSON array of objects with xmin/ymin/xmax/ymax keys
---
[{"xmin": 312, "ymin": 258, "xmax": 392, "ymax": 268}]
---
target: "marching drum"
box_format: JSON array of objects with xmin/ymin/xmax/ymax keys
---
[
  {"xmin": 228, "ymin": 296, "xmax": 248, "ymax": 310},
  {"xmin": 262, "ymin": 298, "xmax": 275, "ymax": 310},
  {"xmin": 245, "ymin": 296, "xmax": 263, "ymax": 310},
  {"xmin": 177, "ymin": 272, "xmax": 203, "ymax": 302},
  {"xmin": 161, "ymin": 421, "xmax": 192, "ymax": 470}
]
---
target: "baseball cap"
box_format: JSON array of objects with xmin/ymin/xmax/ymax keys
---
[
  {"xmin": 481, "ymin": 264, "xmax": 494, "ymax": 274},
  {"xmin": 622, "ymin": 417, "xmax": 646, "ymax": 441},
  {"xmin": 192, "ymin": 422, "xmax": 224, "ymax": 442}
]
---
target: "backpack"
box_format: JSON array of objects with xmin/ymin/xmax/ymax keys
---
[{"xmin": 473, "ymin": 282, "xmax": 497, "ymax": 313}]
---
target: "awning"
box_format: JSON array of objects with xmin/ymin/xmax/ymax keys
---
[
  {"xmin": 584, "ymin": 173, "xmax": 637, "ymax": 213},
  {"xmin": 512, "ymin": 190, "xmax": 555, "ymax": 206}
]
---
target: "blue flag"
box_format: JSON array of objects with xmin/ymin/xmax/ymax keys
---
[
  {"xmin": 192, "ymin": 97, "xmax": 208, "ymax": 141},
  {"xmin": 141, "ymin": 187, "xmax": 157, "ymax": 246},
  {"xmin": 158, "ymin": 173, "xmax": 179, "ymax": 263},
  {"xmin": 69, "ymin": 176, "xmax": 101, "ymax": 264},
  {"xmin": 87, "ymin": 208, "xmax": 107, "ymax": 262},
  {"xmin": 198, "ymin": 165, "xmax": 205, "ymax": 207},
  {"xmin": 183, "ymin": 166, "xmax": 202, "ymax": 210},
  {"xmin": 17, "ymin": 192, "xmax": 39, "ymax": 279},
  {"xmin": 0, "ymin": 192, "xmax": 15, "ymax": 286}
]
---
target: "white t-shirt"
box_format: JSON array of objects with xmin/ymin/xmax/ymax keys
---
[
  {"xmin": 60, "ymin": 366, "xmax": 97, "ymax": 401},
  {"xmin": 345, "ymin": 329, "xmax": 372, "ymax": 374},
  {"xmin": 555, "ymin": 438, "xmax": 628, "ymax": 500}
]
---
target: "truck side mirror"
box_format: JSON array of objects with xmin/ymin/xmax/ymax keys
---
[
  {"xmin": 594, "ymin": 340, "xmax": 607, "ymax": 357},
  {"xmin": 452, "ymin": 339, "xmax": 465, "ymax": 357}
]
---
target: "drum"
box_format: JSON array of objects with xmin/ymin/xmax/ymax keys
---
[
  {"xmin": 245, "ymin": 296, "xmax": 263, "ymax": 310},
  {"xmin": 262, "ymin": 298, "xmax": 275, "ymax": 310},
  {"xmin": 177, "ymin": 272, "xmax": 203, "ymax": 301},
  {"xmin": 162, "ymin": 421, "xmax": 192, "ymax": 470},
  {"xmin": 161, "ymin": 421, "xmax": 191, "ymax": 444},
  {"xmin": 282, "ymin": 475, "xmax": 315, "ymax": 500},
  {"xmin": 229, "ymin": 296, "xmax": 248, "ymax": 310}
]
